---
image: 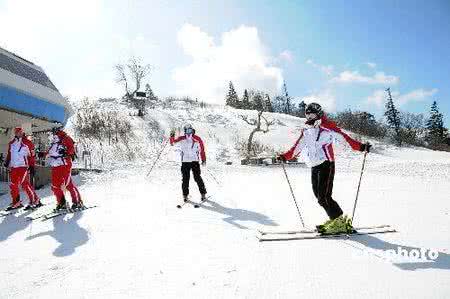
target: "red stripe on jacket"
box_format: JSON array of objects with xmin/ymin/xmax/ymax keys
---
[
  {"xmin": 170, "ymin": 135, "xmax": 186, "ymax": 145},
  {"xmin": 321, "ymin": 116, "xmax": 362, "ymax": 151},
  {"xmin": 282, "ymin": 130, "xmax": 304, "ymax": 161},
  {"xmin": 170, "ymin": 135, "xmax": 207, "ymax": 162},
  {"xmin": 192, "ymin": 135, "xmax": 206, "ymax": 162}
]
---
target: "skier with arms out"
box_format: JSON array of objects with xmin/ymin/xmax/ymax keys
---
[
  {"xmin": 46, "ymin": 127, "xmax": 83, "ymax": 211},
  {"xmin": 169, "ymin": 124, "xmax": 207, "ymax": 202},
  {"xmin": 3, "ymin": 127, "xmax": 42, "ymax": 211},
  {"xmin": 278, "ymin": 103, "xmax": 371, "ymax": 234}
]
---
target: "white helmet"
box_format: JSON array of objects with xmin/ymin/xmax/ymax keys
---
[
  {"xmin": 183, "ymin": 123, "xmax": 193, "ymax": 130},
  {"xmin": 183, "ymin": 123, "xmax": 194, "ymax": 135}
]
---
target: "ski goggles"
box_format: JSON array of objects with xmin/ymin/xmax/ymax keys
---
[
  {"xmin": 305, "ymin": 112, "xmax": 318, "ymax": 121},
  {"xmin": 185, "ymin": 128, "xmax": 194, "ymax": 134}
]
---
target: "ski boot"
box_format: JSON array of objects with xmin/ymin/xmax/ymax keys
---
[
  {"xmin": 23, "ymin": 204, "xmax": 34, "ymax": 211},
  {"xmin": 343, "ymin": 215, "xmax": 355, "ymax": 233},
  {"xmin": 25, "ymin": 198, "xmax": 43, "ymax": 211},
  {"xmin": 316, "ymin": 218, "xmax": 334, "ymax": 233},
  {"xmin": 71, "ymin": 201, "xmax": 84, "ymax": 210},
  {"xmin": 5, "ymin": 200, "xmax": 23, "ymax": 211},
  {"xmin": 183, "ymin": 195, "xmax": 189, "ymax": 202},
  {"xmin": 33, "ymin": 201, "xmax": 43, "ymax": 209},
  {"xmin": 200, "ymin": 193, "xmax": 207, "ymax": 202},
  {"xmin": 54, "ymin": 199, "xmax": 67, "ymax": 212},
  {"xmin": 321, "ymin": 215, "xmax": 354, "ymax": 235}
]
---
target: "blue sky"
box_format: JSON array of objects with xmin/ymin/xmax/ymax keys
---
[{"xmin": 0, "ymin": 0, "xmax": 448, "ymax": 125}]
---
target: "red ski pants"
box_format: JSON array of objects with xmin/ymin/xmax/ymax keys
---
[
  {"xmin": 51, "ymin": 165, "xmax": 81, "ymax": 204},
  {"xmin": 9, "ymin": 167, "xmax": 39, "ymax": 205}
]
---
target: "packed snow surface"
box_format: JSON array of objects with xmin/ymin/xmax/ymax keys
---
[{"xmin": 1, "ymin": 102, "xmax": 449, "ymax": 298}]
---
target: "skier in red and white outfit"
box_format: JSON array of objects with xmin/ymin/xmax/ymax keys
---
[
  {"xmin": 169, "ymin": 124, "xmax": 207, "ymax": 201},
  {"xmin": 3, "ymin": 127, "xmax": 41, "ymax": 211},
  {"xmin": 278, "ymin": 103, "xmax": 371, "ymax": 234},
  {"xmin": 46, "ymin": 127, "xmax": 83, "ymax": 211}
]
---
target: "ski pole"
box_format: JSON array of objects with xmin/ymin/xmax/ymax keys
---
[
  {"xmin": 146, "ymin": 138, "xmax": 169, "ymax": 177},
  {"xmin": 351, "ymin": 151, "xmax": 368, "ymax": 223},
  {"xmin": 281, "ymin": 162, "xmax": 305, "ymax": 227},
  {"xmin": 205, "ymin": 167, "xmax": 221, "ymax": 186}
]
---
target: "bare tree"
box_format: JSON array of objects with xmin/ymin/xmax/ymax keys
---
[
  {"xmin": 239, "ymin": 111, "xmax": 274, "ymax": 157},
  {"xmin": 128, "ymin": 57, "xmax": 150, "ymax": 95},
  {"xmin": 115, "ymin": 64, "xmax": 130, "ymax": 99},
  {"xmin": 115, "ymin": 57, "xmax": 151, "ymax": 101}
]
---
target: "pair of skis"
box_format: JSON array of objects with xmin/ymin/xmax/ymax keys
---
[
  {"xmin": 0, "ymin": 204, "xmax": 46, "ymax": 218},
  {"xmin": 257, "ymin": 224, "xmax": 396, "ymax": 241},
  {"xmin": 25, "ymin": 205, "xmax": 98, "ymax": 221},
  {"xmin": 177, "ymin": 196, "xmax": 209, "ymax": 209}
]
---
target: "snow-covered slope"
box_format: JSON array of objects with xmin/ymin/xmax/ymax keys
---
[
  {"xmin": 1, "ymin": 100, "xmax": 450, "ymax": 298},
  {"xmin": 66, "ymin": 99, "xmax": 373, "ymax": 169}
]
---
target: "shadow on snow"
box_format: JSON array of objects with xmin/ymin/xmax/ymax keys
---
[{"xmin": 199, "ymin": 199, "xmax": 278, "ymax": 229}]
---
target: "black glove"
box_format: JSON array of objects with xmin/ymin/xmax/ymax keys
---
[
  {"xmin": 169, "ymin": 129, "xmax": 176, "ymax": 138},
  {"xmin": 201, "ymin": 160, "xmax": 206, "ymax": 166},
  {"xmin": 360, "ymin": 142, "xmax": 372, "ymax": 153},
  {"xmin": 3, "ymin": 161, "xmax": 8, "ymax": 168},
  {"xmin": 58, "ymin": 148, "xmax": 67, "ymax": 157},
  {"xmin": 28, "ymin": 166, "xmax": 35, "ymax": 176},
  {"xmin": 276, "ymin": 155, "xmax": 287, "ymax": 163}
]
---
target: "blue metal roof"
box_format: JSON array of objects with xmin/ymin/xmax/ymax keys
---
[
  {"xmin": 0, "ymin": 84, "xmax": 66, "ymax": 123},
  {"xmin": 0, "ymin": 52, "xmax": 58, "ymax": 91}
]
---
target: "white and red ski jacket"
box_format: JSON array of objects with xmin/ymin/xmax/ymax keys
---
[
  {"xmin": 170, "ymin": 134, "xmax": 206, "ymax": 163},
  {"xmin": 281, "ymin": 117, "xmax": 363, "ymax": 167},
  {"xmin": 5, "ymin": 136, "xmax": 36, "ymax": 168},
  {"xmin": 46, "ymin": 131, "xmax": 76, "ymax": 168}
]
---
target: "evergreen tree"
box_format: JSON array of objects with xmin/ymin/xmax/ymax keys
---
[
  {"xmin": 242, "ymin": 89, "xmax": 250, "ymax": 109},
  {"xmin": 264, "ymin": 94, "xmax": 274, "ymax": 112},
  {"xmin": 425, "ymin": 101, "xmax": 447, "ymax": 146},
  {"xmin": 384, "ymin": 88, "xmax": 402, "ymax": 146},
  {"xmin": 225, "ymin": 81, "xmax": 239, "ymax": 107},
  {"xmin": 251, "ymin": 91, "xmax": 265, "ymax": 112},
  {"xmin": 282, "ymin": 82, "xmax": 292, "ymax": 114},
  {"xmin": 298, "ymin": 100, "xmax": 306, "ymax": 118},
  {"xmin": 273, "ymin": 95, "xmax": 285, "ymax": 113}
]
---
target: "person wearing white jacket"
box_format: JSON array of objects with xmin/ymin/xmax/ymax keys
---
[
  {"xmin": 170, "ymin": 124, "xmax": 207, "ymax": 201},
  {"xmin": 278, "ymin": 103, "xmax": 371, "ymax": 234},
  {"xmin": 3, "ymin": 127, "xmax": 41, "ymax": 211}
]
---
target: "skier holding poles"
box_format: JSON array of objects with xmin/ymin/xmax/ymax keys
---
[
  {"xmin": 169, "ymin": 124, "xmax": 207, "ymax": 202},
  {"xmin": 277, "ymin": 103, "xmax": 371, "ymax": 234}
]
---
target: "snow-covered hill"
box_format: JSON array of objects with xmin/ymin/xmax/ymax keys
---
[{"xmin": 1, "ymin": 100, "xmax": 450, "ymax": 298}]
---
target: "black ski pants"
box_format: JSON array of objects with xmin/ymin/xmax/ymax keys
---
[
  {"xmin": 311, "ymin": 161, "xmax": 343, "ymax": 220},
  {"xmin": 181, "ymin": 162, "xmax": 207, "ymax": 196}
]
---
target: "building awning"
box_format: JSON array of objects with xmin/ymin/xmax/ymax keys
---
[{"xmin": 0, "ymin": 47, "xmax": 72, "ymax": 132}]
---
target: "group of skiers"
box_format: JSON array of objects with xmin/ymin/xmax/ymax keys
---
[
  {"xmin": 168, "ymin": 102, "xmax": 371, "ymax": 234},
  {"xmin": 2, "ymin": 127, "xmax": 83, "ymax": 212},
  {"xmin": 2, "ymin": 102, "xmax": 370, "ymax": 235}
]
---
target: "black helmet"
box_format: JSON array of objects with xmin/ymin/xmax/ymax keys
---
[
  {"xmin": 305, "ymin": 103, "xmax": 323, "ymax": 117},
  {"xmin": 51, "ymin": 126, "xmax": 63, "ymax": 135}
]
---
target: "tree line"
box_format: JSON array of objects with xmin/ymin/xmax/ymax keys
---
[
  {"xmin": 225, "ymin": 81, "xmax": 306, "ymax": 117},
  {"xmin": 226, "ymin": 82, "xmax": 449, "ymax": 150}
]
